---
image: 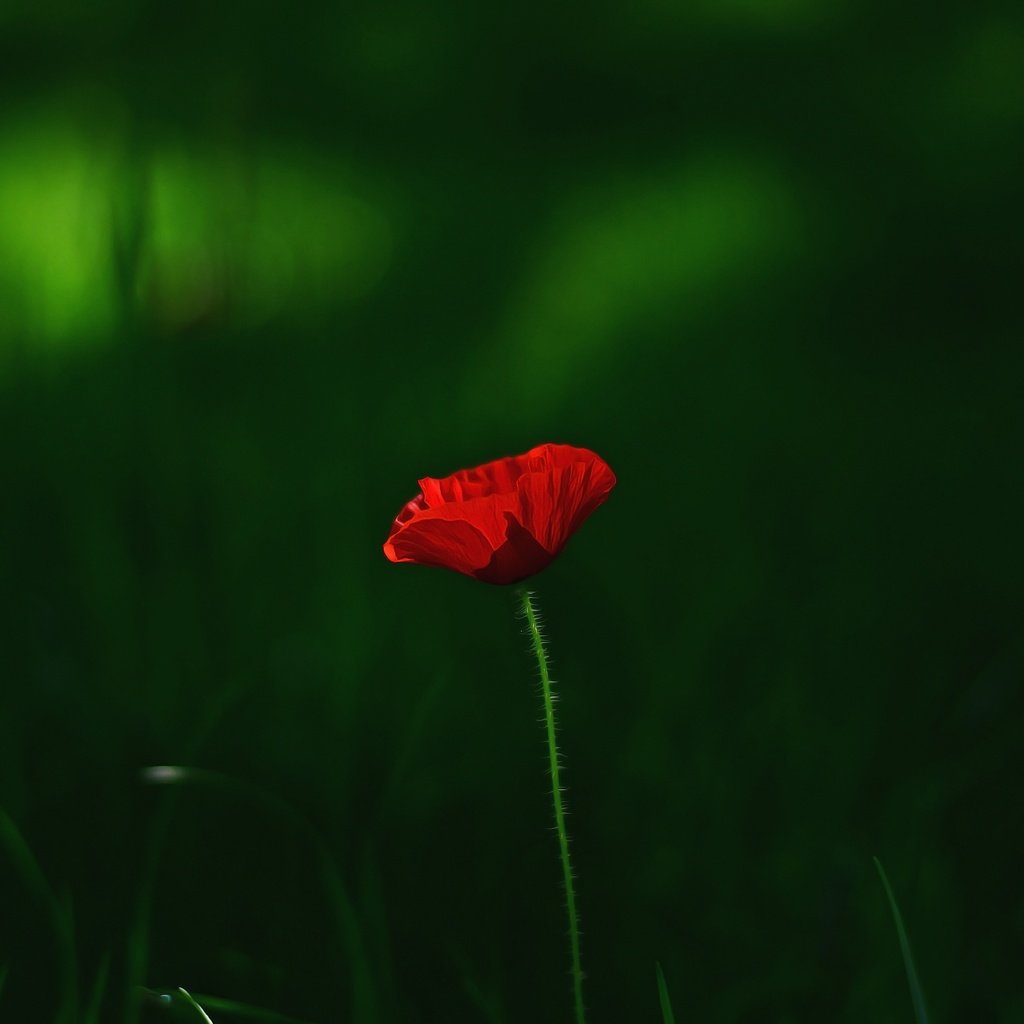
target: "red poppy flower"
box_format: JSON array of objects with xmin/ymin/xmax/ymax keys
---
[{"xmin": 383, "ymin": 443, "xmax": 617, "ymax": 585}]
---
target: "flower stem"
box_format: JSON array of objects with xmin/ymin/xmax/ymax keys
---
[{"xmin": 518, "ymin": 587, "xmax": 586, "ymax": 1024}]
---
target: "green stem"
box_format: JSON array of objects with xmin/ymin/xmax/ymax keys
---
[{"xmin": 518, "ymin": 588, "xmax": 586, "ymax": 1024}]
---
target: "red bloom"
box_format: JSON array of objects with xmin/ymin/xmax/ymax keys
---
[{"xmin": 383, "ymin": 443, "xmax": 617, "ymax": 585}]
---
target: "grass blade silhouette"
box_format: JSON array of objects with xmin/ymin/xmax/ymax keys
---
[
  {"xmin": 143, "ymin": 766, "xmax": 376, "ymax": 1023},
  {"xmin": 192, "ymin": 992, "xmax": 322, "ymax": 1023},
  {"xmin": 82, "ymin": 952, "xmax": 110, "ymax": 1024},
  {"xmin": 143, "ymin": 988, "xmax": 318, "ymax": 1024},
  {"xmin": 178, "ymin": 987, "xmax": 215, "ymax": 1022},
  {"xmin": 0, "ymin": 805, "xmax": 78, "ymax": 1023},
  {"xmin": 125, "ymin": 680, "xmax": 247, "ymax": 1024},
  {"xmin": 874, "ymin": 857, "xmax": 930, "ymax": 1024},
  {"xmin": 656, "ymin": 962, "xmax": 677, "ymax": 1024}
]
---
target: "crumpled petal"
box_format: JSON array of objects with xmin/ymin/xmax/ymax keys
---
[
  {"xmin": 514, "ymin": 456, "xmax": 617, "ymax": 555},
  {"xmin": 383, "ymin": 514, "xmax": 495, "ymax": 577},
  {"xmin": 418, "ymin": 453, "xmax": 529, "ymax": 505},
  {"xmin": 474, "ymin": 514, "xmax": 557, "ymax": 584},
  {"xmin": 382, "ymin": 443, "xmax": 616, "ymax": 584}
]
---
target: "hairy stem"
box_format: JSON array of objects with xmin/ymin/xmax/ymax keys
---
[{"xmin": 518, "ymin": 587, "xmax": 586, "ymax": 1024}]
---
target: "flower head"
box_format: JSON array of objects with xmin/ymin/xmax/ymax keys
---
[{"xmin": 383, "ymin": 443, "xmax": 616, "ymax": 584}]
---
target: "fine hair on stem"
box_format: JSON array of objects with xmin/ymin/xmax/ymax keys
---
[{"xmin": 518, "ymin": 587, "xmax": 587, "ymax": 1024}]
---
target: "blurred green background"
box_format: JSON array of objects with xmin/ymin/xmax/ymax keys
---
[{"xmin": 1, "ymin": 1, "xmax": 1023, "ymax": 1022}]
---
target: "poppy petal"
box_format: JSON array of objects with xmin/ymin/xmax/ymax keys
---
[
  {"xmin": 419, "ymin": 454, "xmax": 528, "ymax": 505},
  {"xmin": 566, "ymin": 455, "xmax": 617, "ymax": 535},
  {"xmin": 401, "ymin": 492, "xmax": 516, "ymax": 547},
  {"xmin": 526, "ymin": 442, "xmax": 604, "ymax": 471},
  {"xmin": 474, "ymin": 514, "xmax": 556, "ymax": 584},
  {"xmin": 392, "ymin": 493, "xmax": 429, "ymax": 527},
  {"xmin": 514, "ymin": 454, "xmax": 617, "ymax": 554},
  {"xmin": 383, "ymin": 444, "xmax": 615, "ymax": 584},
  {"xmin": 383, "ymin": 515, "xmax": 496, "ymax": 577}
]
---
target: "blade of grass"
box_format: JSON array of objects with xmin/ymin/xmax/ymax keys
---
[
  {"xmin": 142, "ymin": 766, "xmax": 376, "ymax": 1024},
  {"xmin": 874, "ymin": 857, "xmax": 930, "ymax": 1024},
  {"xmin": 82, "ymin": 951, "xmax": 110, "ymax": 1024},
  {"xmin": 191, "ymin": 992, "xmax": 322, "ymax": 1024},
  {"xmin": 124, "ymin": 680, "xmax": 245, "ymax": 1024},
  {"xmin": 374, "ymin": 669, "xmax": 449, "ymax": 824},
  {"xmin": 354, "ymin": 847, "xmax": 401, "ymax": 1021},
  {"xmin": 178, "ymin": 987, "xmax": 215, "ymax": 1023},
  {"xmin": 0, "ymin": 805, "xmax": 78, "ymax": 1023},
  {"xmin": 460, "ymin": 975, "xmax": 504, "ymax": 1024},
  {"xmin": 449, "ymin": 941, "xmax": 504, "ymax": 1024},
  {"xmin": 656, "ymin": 962, "xmax": 677, "ymax": 1024}
]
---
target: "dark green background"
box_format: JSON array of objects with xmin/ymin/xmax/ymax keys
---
[{"xmin": 1, "ymin": 2, "xmax": 1022, "ymax": 1022}]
